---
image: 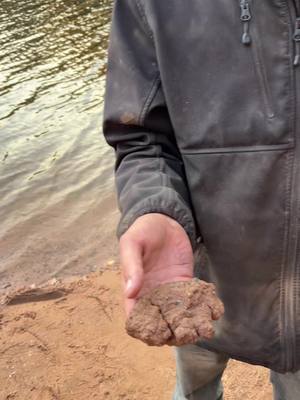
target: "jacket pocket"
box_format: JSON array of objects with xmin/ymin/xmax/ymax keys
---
[
  {"xmin": 251, "ymin": 36, "xmax": 275, "ymax": 119},
  {"xmin": 239, "ymin": 0, "xmax": 275, "ymax": 119},
  {"xmin": 182, "ymin": 144, "xmax": 293, "ymax": 372}
]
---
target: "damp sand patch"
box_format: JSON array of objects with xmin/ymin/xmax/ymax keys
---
[{"xmin": 0, "ymin": 270, "xmax": 272, "ymax": 400}]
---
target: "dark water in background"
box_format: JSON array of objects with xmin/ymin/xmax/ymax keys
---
[{"xmin": 0, "ymin": 0, "xmax": 119, "ymax": 290}]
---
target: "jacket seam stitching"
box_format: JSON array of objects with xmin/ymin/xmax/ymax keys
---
[
  {"xmin": 180, "ymin": 143, "xmax": 293, "ymax": 155},
  {"xmin": 283, "ymin": 0, "xmax": 299, "ymax": 371},
  {"xmin": 134, "ymin": 0, "xmax": 155, "ymax": 43}
]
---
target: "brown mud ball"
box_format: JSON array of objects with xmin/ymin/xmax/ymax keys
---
[{"xmin": 126, "ymin": 279, "xmax": 224, "ymax": 346}]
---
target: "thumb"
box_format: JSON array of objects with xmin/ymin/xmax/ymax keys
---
[{"xmin": 119, "ymin": 236, "xmax": 144, "ymax": 299}]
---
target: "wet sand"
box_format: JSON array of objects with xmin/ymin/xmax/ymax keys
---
[
  {"xmin": 0, "ymin": 193, "xmax": 120, "ymax": 294},
  {"xmin": 0, "ymin": 270, "xmax": 272, "ymax": 400}
]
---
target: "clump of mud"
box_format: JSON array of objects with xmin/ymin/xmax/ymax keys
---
[{"xmin": 126, "ymin": 279, "xmax": 224, "ymax": 346}]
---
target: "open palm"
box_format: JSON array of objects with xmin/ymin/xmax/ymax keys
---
[{"xmin": 119, "ymin": 213, "xmax": 194, "ymax": 315}]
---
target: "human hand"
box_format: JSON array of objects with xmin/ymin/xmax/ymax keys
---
[{"xmin": 119, "ymin": 213, "xmax": 194, "ymax": 316}]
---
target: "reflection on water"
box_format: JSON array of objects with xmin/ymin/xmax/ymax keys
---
[{"xmin": 0, "ymin": 0, "xmax": 119, "ymax": 289}]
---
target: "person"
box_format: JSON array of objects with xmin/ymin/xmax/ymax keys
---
[{"xmin": 102, "ymin": 1, "xmax": 300, "ymax": 399}]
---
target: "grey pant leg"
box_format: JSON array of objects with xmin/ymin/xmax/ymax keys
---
[
  {"xmin": 173, "ymin": 344, "xmax": 229, "ymax": 400},
  {"xmin": 271, "ymin": 370, "xmax": 300, "ymax": 400}
]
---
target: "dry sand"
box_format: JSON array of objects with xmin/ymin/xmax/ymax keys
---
[{"xmin": 0, "ymin": 270, "xmax": 273, "ymax": 400}]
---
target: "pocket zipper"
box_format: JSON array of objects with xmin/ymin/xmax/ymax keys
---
[
  {"xmin": 293, "ymin": 18, "xmax": 300, "ymax": 66},
  {"xmin": 292, "ymin": 0, "xmax": 300, "ymax": 66},
  {"xmin": 240, "ymin": 0, "xmax": 300, "ymax": 68},
  {"xmin": 239, "ymin": 0, "xmax": 252, "ymax": 45}
]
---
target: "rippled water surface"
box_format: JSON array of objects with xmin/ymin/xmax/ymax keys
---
[{"xmin": 0, "ymin": 0, "xmax": 119, "ymax": 289}]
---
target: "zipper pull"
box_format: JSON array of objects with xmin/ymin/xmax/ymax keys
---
[
  {"xmin": 293, "ymin": 18, "xmax": 300, "ymax": 67},
  {"xmin": 240, "ymin": 0, "xmax": 252, "ymax": 45}
]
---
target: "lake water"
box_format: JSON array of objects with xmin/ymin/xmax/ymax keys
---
[{"xmin": 0, "ymin": 0, "xmax": 119, "ymax": 291}]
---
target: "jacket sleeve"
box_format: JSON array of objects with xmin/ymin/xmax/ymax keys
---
[{"xmin": 102, "ymin": 0, "xmax": 197, "ymax": 248}]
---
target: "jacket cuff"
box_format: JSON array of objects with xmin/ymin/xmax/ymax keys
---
[{"xmin": 116, "ymin": 191, "xmax": 197, "ymax": 250}]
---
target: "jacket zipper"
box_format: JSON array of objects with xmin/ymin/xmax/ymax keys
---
[
  {"xmin": 239, "ymin": 0, "xmax": 275, "ymax": 118},
  {"xmin": 239, "ymin": 0, "xmax": 252, "ymax": 45},
  {"xmin": 293, "ymin": 0, "xmax": 300, "ymax": 67},
  {"xmin": 294, "ymin": 18, "xmax": 300, "ymax": 66},
  {"xmin": 284, "ymin": 0, "xmax": 300, "ymax": 372}
]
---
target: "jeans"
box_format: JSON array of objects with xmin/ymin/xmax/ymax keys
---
[{"xmin": 173, "ymin": 344, "xmax": 300, "ymax": 400}]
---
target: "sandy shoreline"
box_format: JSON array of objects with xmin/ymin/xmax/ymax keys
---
[
  {"xmin": 0, "ymin": 269, "xmax": 273, "ymax": 400},
  {"xmin": 0, "ymin": 194, "xmax": 120, "ymax": 296}
]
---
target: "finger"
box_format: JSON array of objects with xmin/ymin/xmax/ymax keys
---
[
  {"xmin": 120, "ymin": 236, "xmax": 144, "ymax": 299},
  {"xmin": 124, "ymin": 297, "xmax": 136, "ymax": 317}
]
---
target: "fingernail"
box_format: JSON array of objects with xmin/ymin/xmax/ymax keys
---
[{"xmin": 125, "ymin": 278, "xmax": 133, "ymax": 295}]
